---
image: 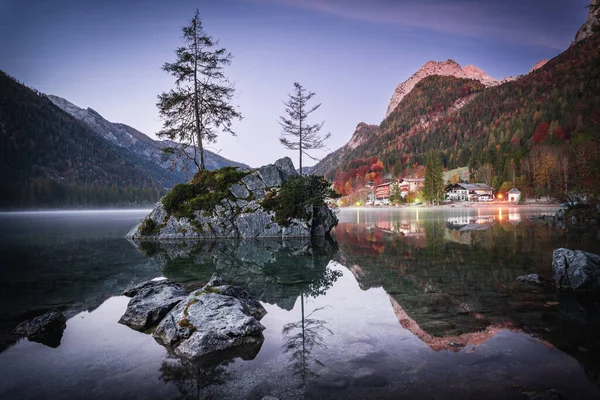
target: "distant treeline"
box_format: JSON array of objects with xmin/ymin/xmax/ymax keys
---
[{"xmin": 1, "ymin": 178, "xmax": 165, "ymax": 209}]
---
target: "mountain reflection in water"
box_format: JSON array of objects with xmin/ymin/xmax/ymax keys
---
[
  {"xmin": 1, "ymin": 208, "xmax": 600, "ymax": 399},
  {"xmin": 335, "ymin": 207, "xmax": 600, "ymax": 392}
]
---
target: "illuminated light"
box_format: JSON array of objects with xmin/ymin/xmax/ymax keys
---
[
  {"xmin": 415, "ymin": 198, "xmax": 419, "ymax": 203},
  {"xmin": 498, "ymin": 194, "xmax": 503, "ymax": 199},
  {"xmin": 355, "ymin": 202, "xmax": 361, "ymax": 207}
]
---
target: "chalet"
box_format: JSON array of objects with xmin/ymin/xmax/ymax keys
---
[
  {"xmin": 375, "ymin": 182, "xmax": 392, "ymax": 203},
  {"xmin": 507, "ymin": 188, "xmax": 521, "ymax": 203},
  {"xmin": 445, "ymin": 183, "xmax": 494, "ymax": 202},
  {"xmin": 399, "ymin": 178, "xmax": 425, "ymax": 197}
]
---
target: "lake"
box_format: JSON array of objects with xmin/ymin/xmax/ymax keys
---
[{"xmin": 1, "ymin": 206, "xmax": 600, "ymax": 399}]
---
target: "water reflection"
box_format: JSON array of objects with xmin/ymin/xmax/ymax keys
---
[
  {"xmin": 282, "ymin": 302, "xmax": 332, "ymax": 386},
  {"xmin": 130, "ymin": 238, "xmax": 340, "ymax": 311},
  {"xmin": 159, "ymin": 342, "xmax": 263, "ymax": 400},
  {"xmin": 0, "ymin": 210, "xmax": 158, "ymax": 354},
  {"xmin": 335, "ymin": 211, "xmax": 600, "ymax": 389}
]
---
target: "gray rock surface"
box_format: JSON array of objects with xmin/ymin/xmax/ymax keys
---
[
  {"xmin": 274, "ymin": 157, "xmax": 297, "ymax": 180},
  {"xmin": 258, "ymin": 164, "xmax": 283, "ymax": 187},
  {"xmin": 126, "ymin": 157, "xmax": 338, "ymax": 240},
  {"xmin": 119, "ymin": 279, "xmax": 187, "ymax": 331},
  {"xmin": 13, "ymin": 309, "xmax": 67, "ymax": 347},
  {"xmin": 241, "ymin": 172, "xmax": 266, "ymax": 192},
  {"xmin": 553, "ymin": 248, "xmax": 600, "ymax": 291},
  {"xmin": 153, "ymin": 274, "xmax": 267, "ymax": 360},
  {"xmin": 516, "ymin": 273, "xmax": 545, "ymax": 285},
  {"xmin": 230, "ymin": 183, "xmax": 249, "ymax": 199}
]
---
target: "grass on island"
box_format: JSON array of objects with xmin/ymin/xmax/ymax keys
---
[{"xmin": 162, "ymin": 166, "xmax": 250, "ymax": 220}]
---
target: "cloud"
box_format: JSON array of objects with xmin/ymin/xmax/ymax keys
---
[{"xmin": 246, "ymin": 0, "xmax": 581, "ymax": 49}]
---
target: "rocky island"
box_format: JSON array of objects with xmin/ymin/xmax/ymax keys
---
[{"xmin": 127, "ymin": 157, "xmax": 337, "ymax": 240}]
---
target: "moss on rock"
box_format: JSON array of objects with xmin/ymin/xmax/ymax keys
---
[{"xmin": 162, "ymin": 167, "xmax": 249, "ymax": 220}]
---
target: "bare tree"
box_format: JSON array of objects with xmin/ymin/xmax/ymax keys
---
[
  {"xmin": 279, "ymin": 82, "xmax": 330, "ymax": 175},
  {"xmin": 157, "ymin": 10, "xmax": 241, "ymax": 172}
]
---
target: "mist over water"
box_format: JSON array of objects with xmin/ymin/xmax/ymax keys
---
[{"xmin": 0, "ymin": 207, "xmax": 599, "ymax": 399}]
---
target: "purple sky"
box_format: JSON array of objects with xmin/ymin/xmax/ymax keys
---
[{"xmin": 0, "ymin": 0, "xmax": 590, "ymax": 168}]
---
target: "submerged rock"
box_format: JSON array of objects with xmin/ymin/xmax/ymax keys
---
[
  {"xmin": 119, "ymin": 279, "xmax": 187, "ymax": 331},
  {"xmin": 126, "ymin": 157, "xmax": 337, "ymax": 240},
  {"xmin": 351, "ymin": 367, "xmax": 388, "ymax": 387},
  {"xmin": 13, "ymin": 309, "xmax": 66, "ymax": 348},
  {"xmin": 553, "ymin": 248, "xmax": 600, "ymax": 291},
  {"xmin": 530, "ymin": 389, "xmax": 568, "ymax": 400},
  {"xmin": 517, "ymin": 273, "xmax": 545, "ymax": 285},
  {"xmin": 309, "ymin": 367, "xmax": 349, "ymax": 389},
  {"xmin": 153, "ymin": 274, "xmax": 267, "ymax": 360}
]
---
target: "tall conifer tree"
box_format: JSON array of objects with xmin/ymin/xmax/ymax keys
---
[{"xmin": 157, "ymin": 10, "xmax": 241, "ymax": 172}]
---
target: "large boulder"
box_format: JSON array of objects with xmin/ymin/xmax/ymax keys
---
[
  {"xmin": 119, "ymin": 279, "xmax": 187, "ymax": 331},
  {"xmin": 126, "ymin": 157, "xmax": 338, "ymax": 240},
  {"xmin": 552, "ymin": 248, "xmax": 600, "ymax": 291},
  {"xmin": 13, "ymin": 309, "xmax": 66, "ymax": 348},
  {"xmin": 153, "ymin": 274, "xmax": 267, "ymax": 360}
]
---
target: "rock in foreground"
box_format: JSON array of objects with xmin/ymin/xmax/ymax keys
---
[
  {"xmin": 516, "ymin": 273, "xmax": 545, "ymax": 285},
  {"xmin": 553, "ymin": 248, "xmax": 600, "ymax": 291},
  {"xmin": 153, "ymin": 275, "xmax": 267, "ymax": 360},
  {"xmin": 119, "ymin": 279, "xmax": 187, "ymax": 331},
  {"xmin": 126, "ymin": 157, "xmax": 337, "ymax": 240},
  {"xmin": 13, "ymin": 309, "xmax": 66, "ymax": 348}
]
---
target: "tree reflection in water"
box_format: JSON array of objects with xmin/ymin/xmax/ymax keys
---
[
  {"xmin": 282, "ymin": 300, "xmax": 331, "ymax": 386},
  {"xmin": 281, "ymin": 260, "xmax": 342, "ymax": 389},
  {"xmin": 132, "ymin": 238, "xmax": 343, "ymax": 397}
]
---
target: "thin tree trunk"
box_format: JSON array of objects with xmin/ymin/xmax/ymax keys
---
[
  {"xmin": 301, "ymin": 293, "xmax": 306, "ymax": 384},
  {"xmin": 192, "ymin": 16, "xmax": 205, "ymax": 171},
  {"xmin": 299, "ymin": 94, "xmax": 303, "ymax": 176}
]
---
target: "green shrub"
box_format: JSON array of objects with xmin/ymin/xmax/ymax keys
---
[
  {"xmin": 161, "ymin": 167, "xmax": 249, "ymax": 219},
  {"xmin": 261, "ymin": 175, "xmax": 333, "ymax": 226},
  {"xmin": 139, "ymin": 218, "xmax": 159, "ymax": 235}
]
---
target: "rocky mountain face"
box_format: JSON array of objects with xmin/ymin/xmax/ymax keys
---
[
  {"xmin": 47, "ymin": 95, "xmax": 248, "ymax": 187},
  {"xmin": 529, "ymin": 59, "xmax": 549, "ymax": 73},
  {"xmin": 313, "ymin": 26, "xmax": 600, "ymax": 190},
  {"xmin": 384, "ymin": 60, "xmax": 502, "ymax": 118},
  {"xmin": 573, "ymin": 0, "xmax": 598, "ymax": 45},
  {"xmin": 312, "ymin": 123, "xmax": 379, "ymax": 176}
]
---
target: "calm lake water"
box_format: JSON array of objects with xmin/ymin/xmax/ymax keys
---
[{"xmin": 1, "ymin": 207, "xmax": 600, "ymax": 399}]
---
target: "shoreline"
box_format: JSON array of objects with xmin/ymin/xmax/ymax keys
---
[{"xmin": 341, "ymin": 203, "xmax": 561, "ymax": 210}]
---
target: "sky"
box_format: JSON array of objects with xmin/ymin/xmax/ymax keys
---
[{"xmin": 0, "ymin": 0, "xmax": 591, "ymax": 168}]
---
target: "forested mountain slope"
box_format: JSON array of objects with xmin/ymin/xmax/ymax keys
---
[
  {"xmin": 318, "ymin": 35, "xmax": 600, "ymax": 199},
  {"xmin": 0, "ymin": 71, "xmax": 163, "ymax": 208},
  {"xmin": 48, "ymin": 95, "xmax": 248, "ymax": 185}
]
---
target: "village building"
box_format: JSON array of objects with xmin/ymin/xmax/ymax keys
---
[
  {"xmin": 507, "ymin": 188, "xmax": 521, "ymax": 203},
  {"xmin": 445, "ymin": 183, "xmax": 495, "ymax": 202},
  {"xmin": 399, "ymin": 178, "xmax": 425, "ymax": 197},
  {"xmin": 374, "ymin": 181, "xmax": 392, "ymax": 204},
  {"xmin": 370, "ymin": 178, "xmax": 426, "ymax": 204}
]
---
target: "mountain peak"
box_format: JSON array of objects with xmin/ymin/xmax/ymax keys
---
[
  {"xmin": 529, "ymin": 59, "xmax": 549, "ymax": 73},
  {"xmin": 385, "ymin": 60, "xmax": 499, "ymax": 118},
  {"xmin": 573, "ymin": 0, "xmax": 598, "ymax": 45}
]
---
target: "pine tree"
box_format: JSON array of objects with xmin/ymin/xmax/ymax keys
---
[
  {"xmin": 157, "ymin": 10, "xmax": 241, "ymax": 172},
  {"xmin": 423, "ymin": 151, "xmax": 444, "ymax": 205},
  {"xmin": 279, "ymin": 82, "xmax": 331, "ymax": 175}
]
